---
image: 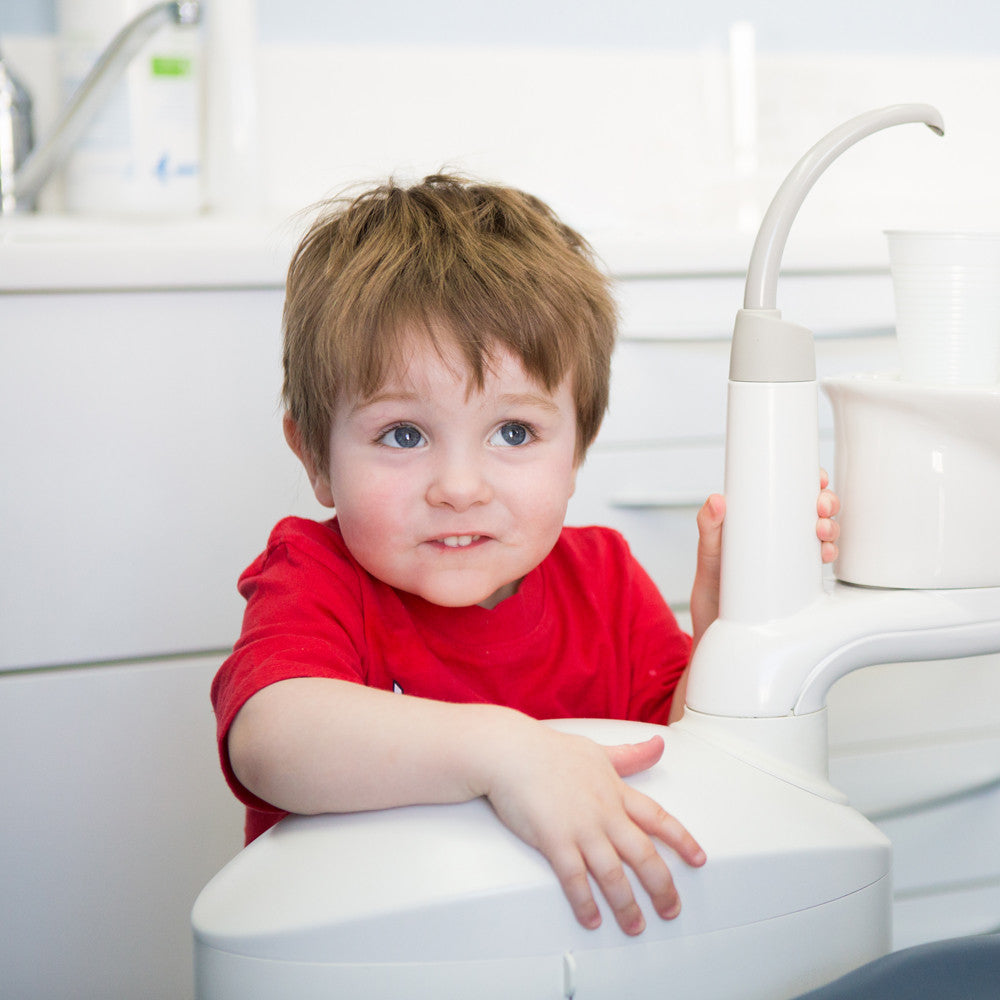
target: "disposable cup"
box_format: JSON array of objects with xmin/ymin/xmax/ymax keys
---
[{"xmin": 886, "ymin": 230, "xmax": 1000, "ymax": 386}]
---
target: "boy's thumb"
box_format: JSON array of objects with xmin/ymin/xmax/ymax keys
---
[
  {"xmin": 605, "ymin": 735, "xmax": 665, "ymax": 777},
  {"xmin": 696, "ymin": 494, "xmax": 726, "ymax": 561}
]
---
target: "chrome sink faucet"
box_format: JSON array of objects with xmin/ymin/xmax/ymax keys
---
[{"xmin": 0, "ymin": 0, "xmax": 201, "ymax": 214}]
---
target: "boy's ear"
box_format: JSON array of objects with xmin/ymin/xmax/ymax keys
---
[{"xmin": 283, "ymin": 413, "xmax": 335, "ymax": 508}]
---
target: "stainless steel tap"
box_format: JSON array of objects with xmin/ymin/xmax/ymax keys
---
[
  {"xmin": 0, "ymin": 0, "xmax": 201, "ymax": 214},
  {"xmin": 0, "ymin": 51, "xmax": 34, "ymax": 214}
]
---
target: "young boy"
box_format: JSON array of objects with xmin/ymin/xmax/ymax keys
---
[{"xmin": 212, "ymin": 173, "xmax": 840, "ymax": 938}]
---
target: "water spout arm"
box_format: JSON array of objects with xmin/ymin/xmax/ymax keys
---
[
  {"xmin": 743, "ymin": 104, "xmax": 944, "ymax": 313},
  {"xmin": 8, "ymin": 1, "xmax": 201, "ymax": 212},
  {"xmin": 719, "ymin": 105, "xmax": 945, "ymax": 626}
]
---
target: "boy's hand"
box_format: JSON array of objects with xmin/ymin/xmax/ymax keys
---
[
  {"xmin": 816, "ymin": 468, "xmax": 841, "ymax": 564},
  {"xmin": 478, "ymin": 721, "xmax": 706, "ymax": 936},
  {"xmin": 689, "ymin": 473, "xmax": 841, "ymax": 647}
]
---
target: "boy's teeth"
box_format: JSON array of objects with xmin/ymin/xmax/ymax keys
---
[{"xmin": 442, "ymin": 535, "xmax": 480, "ymax": 547}]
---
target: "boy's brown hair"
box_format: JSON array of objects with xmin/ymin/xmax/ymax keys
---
[{"xmin": 282, "ymin": 173, "xmax": 618, "ymax": 471}]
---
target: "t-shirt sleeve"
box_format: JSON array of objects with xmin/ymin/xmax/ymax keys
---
[
  {"xmin": 210, "ymin": 519, "xmax": 368, "ymax": 810},
  {"xmin": 623, "ymin": 546, "xmax": 693, "ymax": 724}
]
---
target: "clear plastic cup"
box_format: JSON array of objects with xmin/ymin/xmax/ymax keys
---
[{"xmin": 886, "ymin": 230, "xmax": 1000, "ymax": 386}]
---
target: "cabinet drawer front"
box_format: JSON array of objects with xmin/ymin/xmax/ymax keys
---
[
  {"xmin": 602, "ymin": 339, "xmax": 730, "ymax": 443},
  {"xmin": 602, "ymin": 330, "xmax": 899, "ymax": 446},
  {"xmin": 615, "ymin": 271, "xmax": 895, "ymax": 341},
  {"xmin": 0, "ymin": 289, "xmax": 318, "ymax": 670}
]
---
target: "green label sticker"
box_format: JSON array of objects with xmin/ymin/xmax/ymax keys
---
[{"xmin": 151, "ymin": 56, "xmax": 193, "ymax": 77}]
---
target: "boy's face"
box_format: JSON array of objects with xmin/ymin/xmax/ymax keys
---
[{"xmin": 309, "ymin": 333, "xmax": 579, "ymax": 609}]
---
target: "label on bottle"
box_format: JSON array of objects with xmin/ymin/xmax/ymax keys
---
[{"xmin": 59, "ymin": 23, "xmax": 203, "ymax": 215}]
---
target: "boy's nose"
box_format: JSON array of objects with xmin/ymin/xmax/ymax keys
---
[{"xmin": 426, "ymin": 453, "xmax": 493, "ymax": 511}]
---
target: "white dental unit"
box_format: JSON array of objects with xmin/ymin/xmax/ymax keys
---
[{"xmin": 192, "ymin": 106, "xmax": 1000, "ymax": 999}]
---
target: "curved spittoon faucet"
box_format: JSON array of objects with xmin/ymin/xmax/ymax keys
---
[{"xmin": 682, "ymin": 102, "xmax": 1000, "ymax": 797}]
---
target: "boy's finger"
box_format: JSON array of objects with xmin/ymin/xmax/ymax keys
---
[
  {"xmin": 817, "ymin": 516, "xmax": 841, "ymax": 543},
  {"xmin": 546, "ymin": 844, "xmax": 603, "ymax": 931},
  {"xmin": 604, "ymin": 735, "xmax": 665, "ymax": 778},
  {"xmin": 818, "ymin": 488, "xmax": 841, "ymax": 518},
  {"xmin": 625, "ymin": 788, "xmax": 707, "ymax": 868},
  {"xmin": 580, "ymin": 837, "xmax": 647, "ymax": 935},
  {"xmin": 696, "ymin": 494, "xmax": 726, "ymax": 549},
  {"xmin": 610, "ymin": 820, "xmax": 683, "ymax": 923}
]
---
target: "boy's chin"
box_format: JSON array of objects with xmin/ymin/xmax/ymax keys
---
[{"xmin": 412, "ymin": 577, "xmax": 522, "ymax": 611}]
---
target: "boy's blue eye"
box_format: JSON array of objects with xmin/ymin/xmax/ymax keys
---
[
  {"xmin": 380, "ymin": 424, "xmax": 424, "ymax": 448},
  {"xmin": 491, "ymin": 422, "xmax": 531, "ymax": 447}
]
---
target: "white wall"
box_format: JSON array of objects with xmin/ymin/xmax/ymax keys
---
[
  {"xmin": 7, "ymin": 0, "xmax": 1000, "ymax": 52},
  {"xmin": 245, "ymin": 43, "xmax": 1000, "ymax": 239},
  {"xmin": 5, "ymin": 1, "xmax": 1000, "ymax": 236}
]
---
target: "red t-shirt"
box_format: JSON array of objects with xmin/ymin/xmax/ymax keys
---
[{"xmin": 212, "ymin": 516, "xmax": 691, "ymax": 843}]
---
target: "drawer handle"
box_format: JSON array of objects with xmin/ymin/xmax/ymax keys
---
[
  {"xmin": 609, "ymin": 495, "xmax": 707, "ymax": 511},
  {"xmin": 618, "ymin": 324, "xmax": 893, "ymax": 345}
]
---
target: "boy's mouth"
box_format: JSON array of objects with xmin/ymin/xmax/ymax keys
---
[{"xmin": 439, "ymin": 534, "xmax": 483, "ymax": 548}]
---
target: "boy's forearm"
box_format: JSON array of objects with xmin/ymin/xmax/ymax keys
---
[
  {"xmin": 228, "ymin": 677, "xmax": 524, "ymax": 816},
  {"xmin": 229, "ymin": 674, "xmax": 706, "ymax": 937}
]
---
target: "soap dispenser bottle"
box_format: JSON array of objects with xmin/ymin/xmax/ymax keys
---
[{"xmin": 56, "ymin": 0, "xmax": 203, "ymax": 215}]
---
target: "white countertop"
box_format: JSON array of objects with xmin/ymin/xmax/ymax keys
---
[
  {"xmin": 0, "ymin": 213, "xmax": 892, "ymax": 293},
  {"xmin": 0, "ymin": 214, "xmax": 299, "ymax": 292}
]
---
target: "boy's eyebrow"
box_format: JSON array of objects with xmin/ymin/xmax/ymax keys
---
[
  {"xmin": 497, "ymin": 392, "xmax": 562, "ymax": 412},
  {"xmin": 353, "ymin": 390, "xmax": 563, "ymax": 413},
  {"xmin": 350, "ymin": 389, "xmax": 421, "ymax": 413}
]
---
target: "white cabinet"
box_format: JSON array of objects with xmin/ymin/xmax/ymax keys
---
[
  {"xmin": 0, "ymin": 655, "xmax": 245, "ymax": 1000},
  {"xmin": 0, "ymin": 286, "xmax": 321, "ymax": 670},
  {"xmin": 828, "ymin": 656, "xmax": 1000, "ymax": 949},
  {"xmin": 0, "ymin": 275, "xmax": 319, "ymax": 999}
]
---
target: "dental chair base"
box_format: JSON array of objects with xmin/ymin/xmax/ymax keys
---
[{"xmin": 193, "ymin": 717, "xmax": 890, "ymax": 1000}]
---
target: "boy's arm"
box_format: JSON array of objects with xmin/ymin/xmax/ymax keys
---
[
  {"xmin": 688, "ymin": 494, "xmax": 726, "ymax": 655},
  {"xmin": 668, "ymin": 496, "xmax": 725, "ymax": 723},
  {"xmin": 228, "ymin": 677, "xmax": 705, "ymax": 936}
]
